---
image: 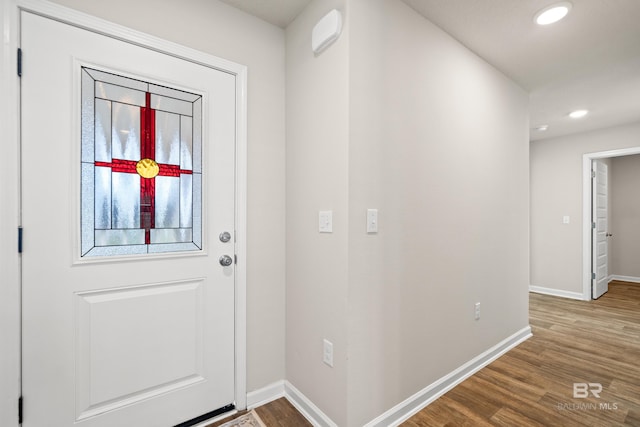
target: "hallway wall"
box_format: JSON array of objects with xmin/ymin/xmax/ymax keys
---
[
  {"xmin": 530, "ymin": 121, "xmax": 640, "ymax": 296},
  {"xmin": 347, "ymin": 1, "xmax": 529, "ymax": 424},
  {"xmin": 285, "ymin": 1, "xmax": 530, "ymax": 425},
  {"xmin": 285, "ymin": 0, "xmax": 350, "ymax": 424}
]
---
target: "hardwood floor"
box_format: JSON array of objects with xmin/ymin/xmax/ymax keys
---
[
  {"xmin": 210, "ymin": 281, "xmax": 640, "ymax": 426},
  {"xmin": 403, "ymin": 280, "xmax": 640, "ymax": 426}
]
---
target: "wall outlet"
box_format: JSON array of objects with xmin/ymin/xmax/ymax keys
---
[
  {"xmin": 474, "ymin": 302, "xmax": 481, "ymax": 320},
  {"xmin": 323, "ymin": 339, "xmax": 334, "ymax": 367}
]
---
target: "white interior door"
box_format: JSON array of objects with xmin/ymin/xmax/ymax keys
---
[
  {"xmin": 592, "ymin": 160, "xmax": 609, "ymax": 299},
  {"xmin": 21, "ymin": 11, "xmax": 237, "ymax": 427}
]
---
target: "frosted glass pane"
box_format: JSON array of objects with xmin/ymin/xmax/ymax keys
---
[
  {"xmin": 193, "ymin": 173, "xmax": 202, "ymax": 249},
  {"xmin": 85, "ymin": 245, "xmax": 148, "ymax": 257},
  {"xmin": 151, "ymin": 94, "xmax": 192, "ymax": 116},
  {"xmin": 155, "ymin": 176, "xmax": 179, "ymax": 228},
  {"xmin": 155, "ymin": 111, "xmax": 180, "ymax": 165},
  {"xmin": 81, "ymin": 163, "xmax": 95, "ymax": 256},
  {"xmin": 81, "ymin": 69, "xmax": 95, "ymax": 163},
  {"xmin": 95, "ymin": 167, "xmax": 112, "ymax": 229},
  {"xmin": 112, "ymin": 172, "xmax": 140, "ymax": 229},
  {"xmin": 180, "ymin": 174, "xmax": 192, "ymax": 228},
  {"xmin": 95, "ymin": 229, "xmax": 145, "ymax": 246},
  {"xmin": 95, "ymin": 81, "xmax": 146, "ymax": 107},
  {"xmin": 193, "ymin": 99, "xmax": 202, "ymax": 173},
  {"xmin": 149, "ymin": 84, "xmax": 201, "ymax": 102},
  {"xmin": 95, "ymin": 99, "xmax": 112, "ymax": 162},
  {"xmin": 85, "ymin": 68, "xmax": 148, "ymax": 92},
  {"xmin": 150, "ymin": 228, "xmax": 192, "ymax": 244},
  {"xmin": 148, "ymin": 243, "xmax": 199, "ymax": 254},
  {"xmin": 112, "ymin": 103, "xmax": 141, "ymax": 161},
  {"xmin": 180, "ymin": 116, "xmax": 193, "ymax": 170}
]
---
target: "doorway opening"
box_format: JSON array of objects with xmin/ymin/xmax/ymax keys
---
[{"xmin": 582, "ymin": 147, "xmax": 640, "ymax": 300}]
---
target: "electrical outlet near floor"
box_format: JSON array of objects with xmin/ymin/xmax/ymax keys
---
[
  {"xmin": 323, "ymin": 339, "xmax": 334, "ymax": 367},
  {"xmin": 474, "ymin": 302, "xmax": 481, "ymax": 320}
]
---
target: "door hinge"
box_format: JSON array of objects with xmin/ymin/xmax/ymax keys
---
[
  {"xmin": 18, "ymin": 396, "xmax": 23, "ymax": 424},
  {"xmin": 17, "ymin": 48, "xmax": 22, "ymax": 77},
  {"xmin": 234, "ymin": 254, "xmax": 237, "ymax": 265},
  {"xmin": 592, "ymin": 222, "xmax": 596, "ymax": 229},
  {"xmin": 18, "ymin": 227, "xmax": 23, "ymax": 253},
  {"xmin": 592, "ymin": 272, "xmax": 596, "ymax": 280},
  {"xmin": 591, "ymin": 170, "xmax": 596, "ymax": 178}
]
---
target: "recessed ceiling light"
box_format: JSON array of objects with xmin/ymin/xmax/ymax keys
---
[
  {"xmin": 569, "ymin": 109, "xmax": 588, "ymax": 119},
  {"xmin": 534, "ymin": 2, "xmax": 572, "ymax": 26},
  {"xmin": 534, "ymin": 125, "xmax": 549, "ymax": 132}
]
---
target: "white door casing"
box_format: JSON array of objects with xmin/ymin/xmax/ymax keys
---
[
  {"xmin": 582, "ymin": 148, "xmax": 640, "ymax": 300},
  {"xmin": 20, "ymin": 7, "xmax": 247, "ymax": 427},
  {"xmin": 592, "ymin": 160, "xmax": 608, "ymax": 299}
]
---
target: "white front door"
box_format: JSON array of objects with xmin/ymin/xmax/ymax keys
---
[
  {"xmin": 592, "ymin": 160, "xmax": 609, "ymax": 299},
  {"xmin": 21, "ymin": 11, "xmax": 237, "ymax": 426}
]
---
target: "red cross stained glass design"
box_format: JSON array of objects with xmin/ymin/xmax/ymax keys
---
[
  {"xmin": 94, "ymin": 92, "xmax": 193, "ymax": 245},
  {"xmin": 81, "ymin": 67, "xmax": 203, "ymax": 257}
]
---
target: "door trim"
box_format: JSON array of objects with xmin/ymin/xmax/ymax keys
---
[
  {"xmin": 1, "ymin": 1, "xmax": 248, "ymax": 424},
  {"xmin": 0, "ymin": 0, "xmax": 22, "ymax": 425},
  {"xmin": 582, "ymin": 147, "xmax": 640, "ymax": 300}
]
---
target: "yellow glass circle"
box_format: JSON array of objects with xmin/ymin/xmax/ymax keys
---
[{"xmin": 136, "ymin": 158, "xmax": 160, "ymax": 179}]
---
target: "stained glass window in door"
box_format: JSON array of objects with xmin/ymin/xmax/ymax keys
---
[{"xmin": 81, "ymin": 67, "xmax": 202, "ymax": 257}]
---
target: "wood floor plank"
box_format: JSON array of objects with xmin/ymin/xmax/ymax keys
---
[
  {"xmin": 254, "ymin": 398, "xmax": 312, "ymax": 427},
  {"xmin": 416, "ymin": 395, "xmax": 496, "ymax": 427},
  {"xmin": 474, "ymin": 366, "xmax": 546, "ymax": 402},
  {"xmin": 489, "ymin": 406, "xmax": 550, "ymax": 427}
]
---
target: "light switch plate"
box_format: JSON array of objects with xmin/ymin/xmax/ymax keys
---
[
  {"xmin": 323, "ymin": 339, "xmax": 334, "ymax": 367},
  {"xmin": 367, "ymin": 209, "xmax": 378, "ymax": 233},
  {"xmin": 319, "ymin": 210, "xmax": 333, "ymax": 233},
  {"xmin": 563, "ymin": 215, "xmax": 570, "ymax": 224}
]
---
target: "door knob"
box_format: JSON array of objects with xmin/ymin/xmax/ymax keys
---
[
  {"xmin": 219, "ymin": 231, "xmax": 231, "ymax": 243},
  {"xmin": 219, "ymin": 255, "xmax": 233, "ymax": 267}
]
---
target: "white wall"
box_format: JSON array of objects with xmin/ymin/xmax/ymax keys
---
[
  {"xmin": 285, "ymin": 0, "xmax": 350, "ymax": 424},
  {"xmin": 611, "ymin": 154, "xmax": 640, "ymax": 278},
  {"xmin": 347, "ymin": 1, "xmax": 529, "ymax": 425},
  {"xmin": 530, "ymin": 121, "xmax": 640, "ymax": 295},
  {"xmin": 286, "ymin": 1, "xmax": 529, "ymax": 425},
  {"xmin": 45, "ymin": 0, "xmax": 287, "ymax": 393}
]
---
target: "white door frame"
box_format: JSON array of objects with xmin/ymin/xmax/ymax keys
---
[
  {"xmin": 0, "ymin": 0, "xmax": 22, "ymax": 425},
  {"xmin": 0, "ymin": 1, "xmax": 248, "ymax": 425},
  {"xmin": 582, "ymin": 147, "xmax": 640, "ymax": 300}
]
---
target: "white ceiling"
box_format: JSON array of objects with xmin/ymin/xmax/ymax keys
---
[
  {"xmin": 220, "ymin": 0, "xmax": 640, "ymax": 141},
  {"xmin": 218, "ymin": 0, "xmax": 311, "ymax": 28}
]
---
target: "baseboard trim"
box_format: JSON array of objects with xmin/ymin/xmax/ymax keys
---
[
  {"xmin": 364, "ymin": 326, "xmax": 532, "ymax": 427},
  {"xmin": 609, "ymin": 275, "xmax": 640, "ymax": 284},
  {"xmin": 529, "ymin": 285, "xmax": 586, "ymax": 300},
  {"xmin": 257, "ymin": 327, "xmax": 532, "ymax": 427},
  {"xmin": 284, "ymin": 381, "xmax": 338, "ymax": 427},
  {"xmin": 246, "ymin": 380, "xmax": 285, "ymax": 410}
]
